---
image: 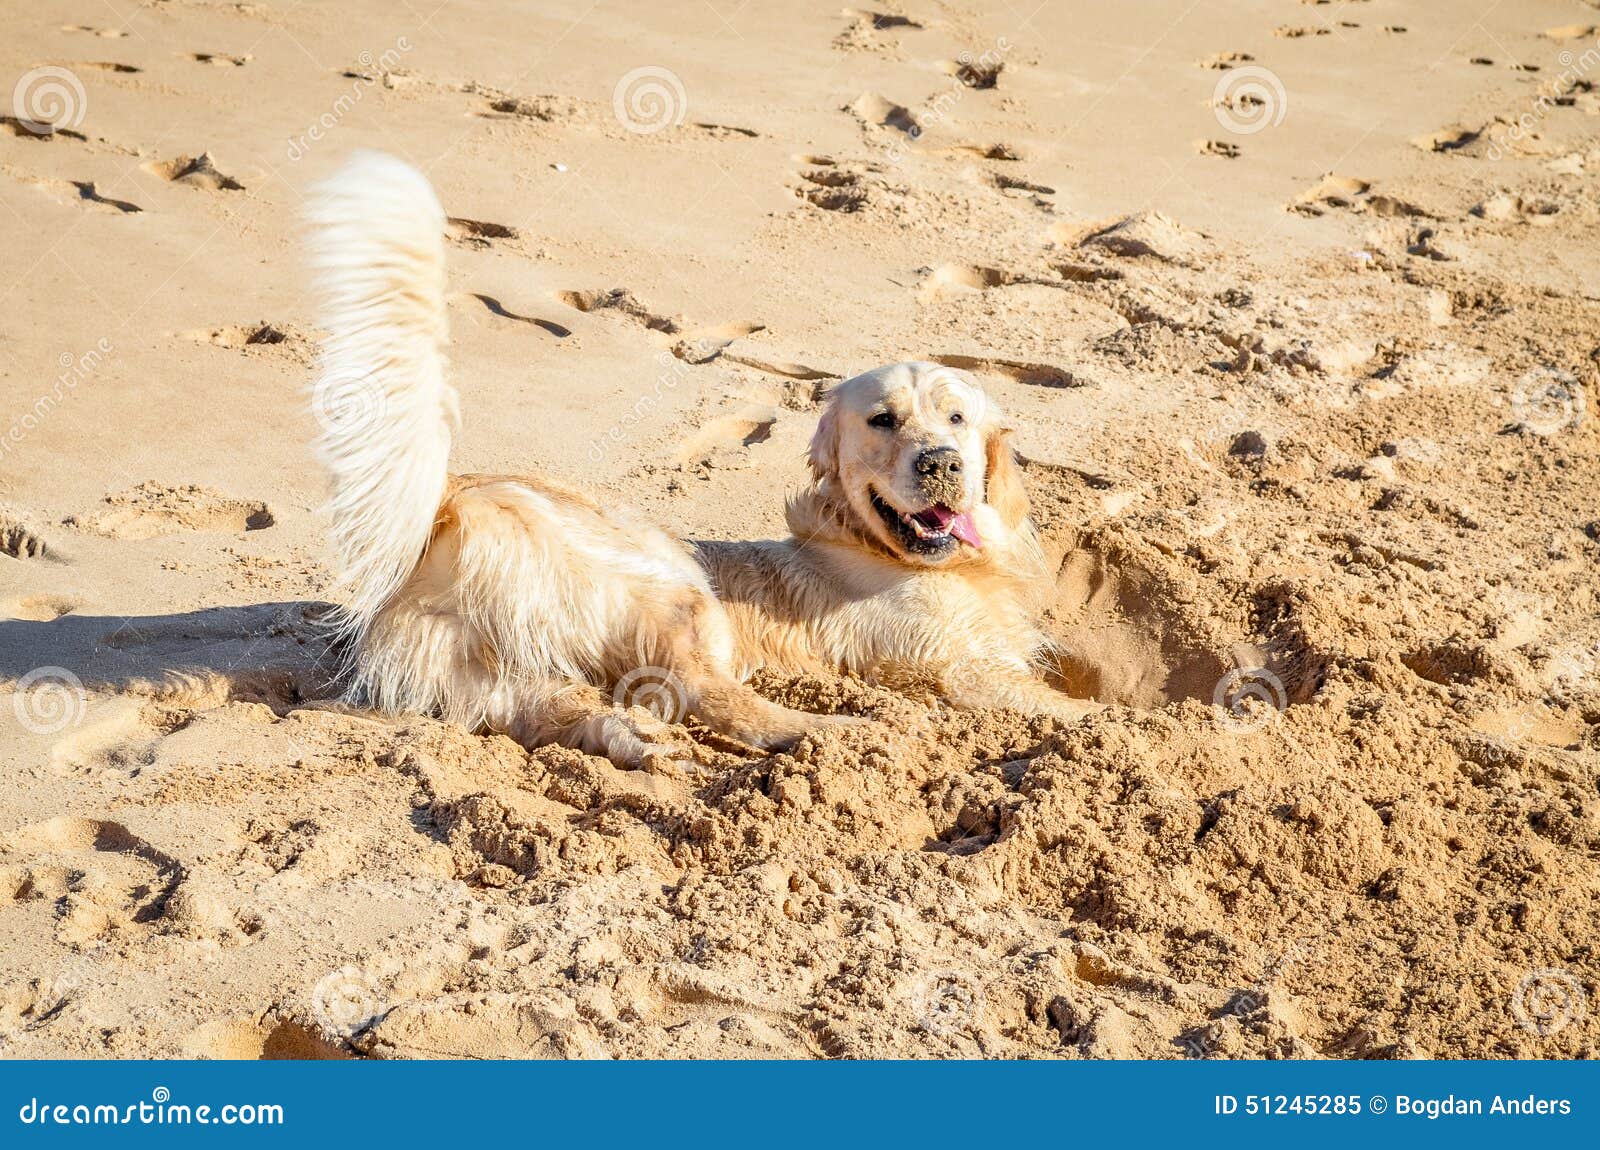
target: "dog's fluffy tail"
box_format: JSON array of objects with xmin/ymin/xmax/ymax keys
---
[{"xmin": 305, "ymin": 152, "xmax": 457, "ymax": 632}]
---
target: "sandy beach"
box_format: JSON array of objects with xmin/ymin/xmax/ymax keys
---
[{"xmin": 2, "ymin": 0, "xmax": 1598, "ymax": 1058}]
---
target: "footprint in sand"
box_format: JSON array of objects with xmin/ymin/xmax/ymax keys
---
[
  {"xmin": 0, "ymin": 117, "xmax": 88, "ymax": 142},
  {"xmin": 834, "ymin": 9, "xmax": 923, "ymax": 52},
  {"xmin": 1274, "ymin": 26, "xmax": 1330, "ymax": 38},
  {"xmin": 943, "ymin": 56, "xmax": 1003, "ymax": 90},
  {"xmin": 669, "ymin": 321, "xmax": 765, "ymax": 363},
  {"xmin": 1289, "ymin": 173, "xmax": 1370, "ymax": 214},
  {"xmin": 61, "ymin": 24, "xmax": 128, "ymax": 37},
  {"xmin": 846, "ymin": 91, "xmax": 919, "ymax": 135},
  {"xmin": 475, "ymin": 92, "xmax": 589, "ymax": 124},
  {"xmin": 988, "ymin": 171, "xmax": 1055, "ymax": 199},
  {"xmin": 74, "ymin": 61, "xmax": 142, "ymax": 73},
  {"xmin": 676, "ymin": 404, "xmax": 779, "ymax": 469},
  {"xmin": 1, "ymin": 510, "xmax": 57, "ymax": 561},
  {"xmin": 797, "ymin": 165, "xmax": 869, "ymax": 212},
  {"xmin": 1198, "ymin": 51, "xmax": 1254, "ymax": 70},
  {"xmin": 143, "ymin": 153, "xmax": 245, "ymax": 191},
  {"xmin": 446, "ymin": 216, "xmax": 521, "ymax": 251},
  {"xmin": 919, "ymin": 262, "xmax": 1101, "ymax": 302},
  {"xmin": 928, "ymin": 353, "xmax": 1084, "ymax": 389},
  {"xmin": 182, "ymin": 1016, "xmax": 350, "ymax": 1060},
  {"xmin": 558, "ymin": 287, "xmax": 683, "ymax": 333},
  {"xmin": 1069, "ymin": 211, "xmax": 1205, "ymax": 266},
  {"xmin": 455, "ymin": 293, "xmax": 570, "ymax": 337},
  {"xmin": 1470, "ymin": 191, "xmax": 1565, "ymax": 224},
  {"xmin": 184, "ymin": 51, "xmax": 252, "ymax": 67},
  {"xmin": 936, "ymin": 142, "xmax": 1026, "ymax": 161},
  {"xmin": 73, "ymin": 181, "xmax": 141, "ymax": 212},
  {"xmin": 1412, "ymin": 125, "xmax": 1481, "ymax": 153},
  {"xmin": 557, "ymin": 287, "xmax": 765, "ymax": 362},
  {"xmin": 7, "ymin": 170, "xmax": 143, "ymax": 212},
  {"xmin": 48, "ymin": 698, "xmax": 193, "ymax": 779},
  {"xmin": 1, "ymin": 595, "xmax": 75, "ymax": 621},
  {"xmin": 175, "ymin": 322, "xmax": 307, "ymax": 352},
  {"xmin": 717, "ymin": 355, "xmax": 834, "ymax": 381},
  {"xmin": 1287, "ymin": 174, "xmax": 1431, "ymax": 219},
  {"xmin": 1196, "ymin": 139, "xmax": 1241, "ymax": 159},
  {"xmin": 691, "ymin": 122, "xmax": 760, "ymax": 139},
  {"xmin": 67, "ymin": 482, "xmax": 275, "ymax": 541},
  {"xmin": 920, "ymin": 263, "xmax": 1017, "ymax": 301},
  {"xmin": 0, "ymin": 816, "xmax": 182, "ymax": 950}
]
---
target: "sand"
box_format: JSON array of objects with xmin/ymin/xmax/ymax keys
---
[{"xmin": 2, "ymin": 0, "xmax": 1598, "ymax": 1059}]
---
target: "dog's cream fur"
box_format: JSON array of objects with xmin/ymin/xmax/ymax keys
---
[{"xmin": 307, "ymin": 153, "xmax": 1086, "ymax": 767}]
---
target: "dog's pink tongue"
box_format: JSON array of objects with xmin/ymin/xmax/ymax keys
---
[{"xmin": 949, "ymin": 511, "xmax": 982, "ymax": 549}]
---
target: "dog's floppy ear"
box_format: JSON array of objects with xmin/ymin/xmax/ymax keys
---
[
  {"xmin": 984, "ymin": 424, "xmax": 1029, "ymax": 530},
  {"xmin": 807, "ymin": 398, "xmax": 840, "ymax": 486}
]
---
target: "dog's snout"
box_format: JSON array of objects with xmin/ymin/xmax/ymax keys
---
[{"xmin": 914, "ymin": 447, "xmax": 963, "ymax": 482}]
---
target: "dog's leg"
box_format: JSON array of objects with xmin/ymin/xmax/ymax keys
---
[
  {"xmin": 942, "ymin": 665, "xmax": 1100, "ymax": 722},
  {"xmin": 503, "ymin": 684, "xmax": 691, "ymax": 771},
  {"xmin": 682, "ymin": 672, "xmax": 860, "ymax": 752}
]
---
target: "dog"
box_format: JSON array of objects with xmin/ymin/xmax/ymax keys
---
[{"xmin": 306, "ymin": 153, "xmax": 1087, "ymax": 768}]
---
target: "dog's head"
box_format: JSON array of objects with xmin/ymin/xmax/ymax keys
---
[{"xmin": 799, "ymin": 361, "xmax": 1029, "ymax": 566}]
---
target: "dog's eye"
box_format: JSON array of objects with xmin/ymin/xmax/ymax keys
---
[
  {"xmin": 868, "ymin": 411, "xmax": 897, "ymax": 430},
  {"xmin": 949, "ymin": 412, "xmax": 965, "ymax": 425}
]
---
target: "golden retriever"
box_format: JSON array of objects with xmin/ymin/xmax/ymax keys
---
[{"xmin": 306, "ymin": 153, "xmax": 1087, "ymax": 768}]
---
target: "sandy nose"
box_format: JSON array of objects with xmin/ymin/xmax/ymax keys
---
[{"xmin": 913, "ymin": 446, "xmax": 963, "ymax": 483}]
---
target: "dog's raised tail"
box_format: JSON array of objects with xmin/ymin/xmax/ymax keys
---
[{"xmin": 305, "ymin": 151, "xmax": 456, "ymax": 632}]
